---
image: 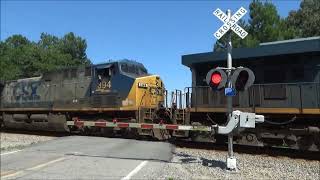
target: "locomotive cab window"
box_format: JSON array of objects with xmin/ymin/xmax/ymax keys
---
[
  {"xmin": 94, "ymin": 64, "xmax": 113, "ymax": 92},
  {"xmin": 120, "ymin": 62, "xmax": 148, "ymax": 76},
  {"xmin": 96, "ymin": 67, "xmax": 112, "ymax": 82}
]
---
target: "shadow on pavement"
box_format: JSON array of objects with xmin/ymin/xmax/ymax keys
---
[{"xmin": 173, "ymin": 152, "xmax": 226, "ymax": 170}]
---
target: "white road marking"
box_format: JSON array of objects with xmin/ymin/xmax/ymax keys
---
[
  {"xmin": 1, "ymin": 157, "xmax": 66, "ymax": 179},
  {"xmin": 121, "ymin": 160, "xmax": 148, "ymax": 180},
  {"xmin": 0, "ymin": 150, "xmax": 22, "ymax": 156}
]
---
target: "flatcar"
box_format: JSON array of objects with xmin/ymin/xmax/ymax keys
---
[
  {"xmin": 0, "ymin": 60, "xmax": 168, "ymax": 137},
  {"xmin": 182, "ymin": 37, "xmax": 320, "ymax": 151}
]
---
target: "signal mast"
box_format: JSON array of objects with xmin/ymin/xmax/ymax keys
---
[{"xmin": 209, "ymin": 7, "xmax": 263, "ymax": 172}]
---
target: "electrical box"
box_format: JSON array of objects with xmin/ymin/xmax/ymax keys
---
[{"xmin": 239, "ymin": 112, "xmax": 257, "ymax": 128}]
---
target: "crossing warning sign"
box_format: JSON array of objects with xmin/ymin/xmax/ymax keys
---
[{"xmin": 213, "ymin": 7, "xmax": 248, "ymax": 39}]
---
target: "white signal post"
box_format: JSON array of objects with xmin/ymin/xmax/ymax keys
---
[{"xmin": 213, "ymin": 7, "xmax": 248, "ymax": 172}]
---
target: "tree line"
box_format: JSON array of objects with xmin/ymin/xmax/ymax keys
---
[
  {"xmin": 0, "ymin": 32, "xmax": 91, "ymax": 81},
  {"xmin": 214, "ymin": 0, "xmax": 320, "ymax": 51}
]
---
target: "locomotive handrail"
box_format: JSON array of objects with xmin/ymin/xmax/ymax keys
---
[
  {"xmin": 183, "ymin": 81, "xmax": 320, "ymax": 92},
  {"xmin": 183, "ymin": 82, "xmax": 320, "ymax": 110}
]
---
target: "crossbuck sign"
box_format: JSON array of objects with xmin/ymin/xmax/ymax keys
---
[{"xmin": 213, "ymin": 7, "xmax": 248, "ymax": 39}]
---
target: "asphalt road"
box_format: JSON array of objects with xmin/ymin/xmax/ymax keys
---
[{"xmin": 0, "ymin": 136, "xmax": 173, "ymax": 179}]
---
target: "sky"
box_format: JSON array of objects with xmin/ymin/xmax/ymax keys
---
[{"xmin": 1, "ymin": 0, "xmax": 301, "ymax": 91}]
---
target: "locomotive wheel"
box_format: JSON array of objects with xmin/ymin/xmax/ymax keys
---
[
  {"xmin": 312, "ymin": 135, "xmax": 320, "ymax": 151},
  {"xmin": 80, "ymin": 127, "xmax": 92, "ymax": 136},
  {"xmin": 237, "ymin": 133, "xmax": 260, "ymax": 146},
  {"xmin": 283, "ymin": 135, "xmax": 297, "ymax": 148},
  {"xmin": 297, "ymin": 136, "xmax": 313, "ymax": 151},
  {"xmin": 126, "ymin": 119, "xmax": 139, "ymax": 139},
  {"xmin": 101, "ymin": 128, "xmax": 123, "ymax": 138}
]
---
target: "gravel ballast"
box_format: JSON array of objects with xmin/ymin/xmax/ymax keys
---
[
  {"xmin": 0, "ymin": 132, "xmax": 56, "ymax": 152},
  {"xmin": 139, "ymin": 147, "xmax": 319, "ymax": 179}
]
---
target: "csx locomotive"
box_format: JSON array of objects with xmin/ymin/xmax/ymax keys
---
[{"xmin": 0, "ymin": 60, "xmax": 166, "ymax": 134}]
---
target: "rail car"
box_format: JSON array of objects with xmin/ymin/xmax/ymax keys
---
[{"xmin": 182, "ymin": 37, "xmax": 320, "ymax": 151}]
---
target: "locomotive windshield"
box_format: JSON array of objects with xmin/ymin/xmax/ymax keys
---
[{"xmin": 120, "ymin": 61, "xmax": 148, "ymax": 76}]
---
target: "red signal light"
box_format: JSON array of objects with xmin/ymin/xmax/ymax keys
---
[
  {"xmin": 211, "ymin": 73, "xmax": 222, "ymax": 85},
  {"xmin": 206, "ymin": 68, "xmax": 227, "ymax": 90}
]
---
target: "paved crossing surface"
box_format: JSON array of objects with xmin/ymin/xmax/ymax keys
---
[{"xmin": 0, "ymin": 136, "xmax": 173, "ymax": 179}]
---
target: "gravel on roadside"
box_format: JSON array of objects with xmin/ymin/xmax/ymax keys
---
[
  {"xmin": 162, "ymin": 147, "xmax": 320, "ymax": 179},
  {"xmin": 0, "ymin": 132, "xmax": 56, "ymax": 153},
  {"xmin": 140, "ymin": 147, "xmax": 320, "ymax": 180}
]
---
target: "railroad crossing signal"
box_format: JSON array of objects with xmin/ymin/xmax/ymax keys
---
[
  {"xmin": 205, "ymin": 68, "xmax": 227, "ymax": 90},
  {"xmin": 213, "ymin": 7, "xmax": 248, "ymax": 39},
  {"xmin": 205, "ymin": 67, "xmax": 255, "ymax": 92},
  {"xmin": 210, "ymin": 7, "xmax": 259, "ymax": 172}
]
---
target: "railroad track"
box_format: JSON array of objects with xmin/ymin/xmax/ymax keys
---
[{"xmin": 171, "ymin": 140, "xmax": 320, "ymax": 161}]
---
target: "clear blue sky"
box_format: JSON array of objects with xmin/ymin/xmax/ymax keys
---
[{"xmin": 1, "ymin": 0, "xmax": 300, "ymax": 91}]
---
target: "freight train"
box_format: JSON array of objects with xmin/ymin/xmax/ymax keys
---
[{"xmin": 1, "ymin": 37, "xmax": 319, "ymax": 151}]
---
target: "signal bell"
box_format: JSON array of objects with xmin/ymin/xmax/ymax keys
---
[{"xmin": 206, "ymin": 68, "xmax": 227, "ymax": 90}]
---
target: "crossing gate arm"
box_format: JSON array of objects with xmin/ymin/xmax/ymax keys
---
[
  {"xmin": 67, "ymin": 110, "xmax": 264, "ymax": 134},
  {"xmin": 67, "ymin": 118, "xmax": 213, "ymax": 132}
]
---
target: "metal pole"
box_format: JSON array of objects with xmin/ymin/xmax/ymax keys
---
[
  {"xmin": 226, "ymin": 9, "xmax": 235, "ymax": 168},
  {"xmin": 165, "ymin": 90, "xmax": 168, "ymax": 108},
  {"xmin": 179, "ymin": 90, "xmax": 182, "ymax": 109}
]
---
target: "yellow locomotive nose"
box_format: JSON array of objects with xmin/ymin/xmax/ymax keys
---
[
  {"xmin": 156, "ymin": 76, "xmax": 163, "ymax": 88},
  {"xmin": 155, "ymin": 75, "xmax": 165, "ymax": 96},
  {"xmin": 129, "ymin": 75, "xmax": 165, "ymax": 108}
]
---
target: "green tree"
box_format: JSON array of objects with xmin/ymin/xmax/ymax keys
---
[
  {"xmin": 5, "ymin": 34, "xmax": 30, "ymax": 48},
  {"xmin": 286, "ymin": 0, "xmax": 320, "ymax": 37},
  {"xmin": 0, "ymin": 41, "xmax": 22, "ymax": 80},
  {"xmin": 38, "ymin": 33, "xmax": 59, "ymax": 49},
  {"xmin": 0, "ymin": 35, "xmax": 34, "ymax": 79},
  {"xmin": 214, "ymin": 0, "xmax": 297, "ymax": 51},
  {"xmin": 59, "ymin": 32, "xmax": 91, "ymax": 65},
  {"xmin": 0, "ymin": 33, "xmax": 91, "ymax": 81},
  {"xmin": 248, "ymin": 0, "xmax": 281, "ymax": 42}
]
